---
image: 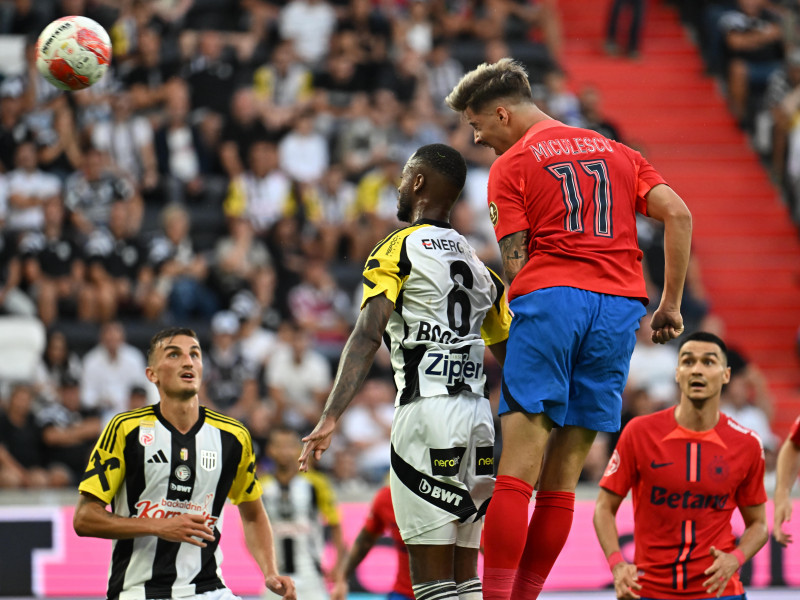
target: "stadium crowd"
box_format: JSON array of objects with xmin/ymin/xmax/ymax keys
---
[{"xmin": 0, "ymin": 0, "xmax": 781, "ymax": 493}]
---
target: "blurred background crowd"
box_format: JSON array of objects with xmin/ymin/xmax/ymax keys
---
[{"xmin": 0, "ymin": 0, "xmax": 794, "ymax": 497}]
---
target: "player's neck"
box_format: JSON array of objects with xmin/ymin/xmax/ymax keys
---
[
  {"xmin": 410, "ymin": 204, "xmax": 450, "ymax": 225},
  {"xmin": 274, "ymin": 467, "xmax": 296, "ymax": 485},
  {"xmin": 512, "ymin": 105, "xmax": 551, "ymax": 138},
  {"xmin": 160, "ymin": 395, "xmax": 200, "ymax": 434},
  {"xmin": 674, "ymin": 400, "xmax": 720, "ymax": 432}
]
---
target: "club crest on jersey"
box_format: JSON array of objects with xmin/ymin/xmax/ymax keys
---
[
  {"xmin": 139, "ymin": 422, "xmax": 155, "ymax": 447},
  {"xmin": 180, "ymin": 447, "xmax": 188, "ymax": 461},
  {"xmin": 174, "ymin": 465, "xmax": 191, "ymax": 481},
  {"xmin": 201, "ymin": 450, "xmax": 218, "ymax": 471},
  {"xmin": 708, "ymin": 455, "xmax": 729, "ymax": 482},
  {"xmin": 604, "ymin": 449, "xmax": 620, "ymax": 477},
  {"xmin": 488, "ymin": 202, "xmax": 498, "ymax": 227}
]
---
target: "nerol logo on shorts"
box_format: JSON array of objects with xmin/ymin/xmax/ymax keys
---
[
  {"xmin": 430, "ymin": 447, "xmax": 466, "ymax": 476},
  {"xmin": 476, "ymin": 446, "xmax": 494, "ymax": 476}
]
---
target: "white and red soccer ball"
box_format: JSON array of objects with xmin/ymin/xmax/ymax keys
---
[{"xmin": 36, "ymin": 16, "xmax": 112, "ymax": 91}]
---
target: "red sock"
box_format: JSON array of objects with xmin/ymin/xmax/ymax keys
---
[
  {"xmin": 511, "ymin": 491, "xmax": 575, "ymax": 599},
  {"xmin": 482, "ymin": 475, "xmax": 533, "ymax": 600}
]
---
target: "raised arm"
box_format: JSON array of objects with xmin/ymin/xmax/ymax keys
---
[
  {"xmin": 644, "ymin": 184, "xmax": 692, "ymax": 344},
  {"xmin": 298, "ymin": 293, "xmax": 394, "ymax": 470}
]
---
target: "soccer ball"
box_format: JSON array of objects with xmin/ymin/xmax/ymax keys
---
[{"xmin": 35, "ymin": 16, "xmax": 112, "ymax": 91}]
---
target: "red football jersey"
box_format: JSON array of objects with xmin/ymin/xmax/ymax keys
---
[
  {"xmin": 487, "ymin": 120, "xmax": 666, "ymax": 302},
  {"xmin": 363, "ymin": 486, "xmax": 413, "ymax": 598},
  {"xmin": 600, "ymin": 408, "xmax": 766, "ymax": 599},
  {"xmin": 789, "ymin": 415, "xmax": 800, "ymax": 446}
]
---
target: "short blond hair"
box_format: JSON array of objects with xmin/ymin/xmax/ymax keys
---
[{"xmin": 445, "ymin": 58, "xmax": 533, "ymax": 113}]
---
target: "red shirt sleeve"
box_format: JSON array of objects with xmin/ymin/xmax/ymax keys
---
[
  {"xmin": 629, "ymin": 148, "xmax": 667, "ymax": 217},
  {"xmin": 363, "ymin": 487, "xmax": 391, "ymax": 537},
  {"xmin": 735, "ymin": 436, "xmax": 768, "ymax": 507},
  {"xmin": 789, "ymin": 415, "xmax": 800, "ymax": 447},
  {"xmin": 488, "ymin": 156, "xmax": 529, "ymax": 242},
  {"xmin": 599, "ymin": 420, "xmax": 639, "ymax": 497}
]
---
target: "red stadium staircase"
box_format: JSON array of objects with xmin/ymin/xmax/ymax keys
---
[{"xmin": 556, "ymin": 0, "xmax": 800, "ymax": 436}]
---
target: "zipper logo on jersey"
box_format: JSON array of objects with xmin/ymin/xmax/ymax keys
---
[
  {"xmin": 418, "ymin": 478, "xmax": 463, "ymax": 506},
  {"xmin": 424, "ymin": 351, "xmax": 483, "ymax": 385},
  {"xmin": 175, "ymin": 465, "xmax": 191, "ymax": 481},
  {"xmin": 147, "ymin": 450, "xmax": 168, "ymax": 464},
  {"xmin": 201, "ymin": 450, "xmax": 218, "ymax": 471},
  {"xmin": 139, "ymin": 422, "xmax": 155, "ymax": 446}
]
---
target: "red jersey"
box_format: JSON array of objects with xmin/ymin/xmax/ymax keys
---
[
  {"xmin": 789, "ymin": 415, "xmax": 800, "ymax": 446},
  {"xmin": 600, "ymin": 408, "xmax": 766, "ymax": 599},
  {"xmin": 487, "ymin": 120, "xmax": 667, "ymax": 303},
  {"xmin": 363, "ymin": 486, "xmax": 413, "ymax": 598}
]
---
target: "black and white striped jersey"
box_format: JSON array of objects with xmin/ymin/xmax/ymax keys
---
[
  {"xmin": 361, "ymin": 219, "xmax": 511, "ymax": 405},
  {"xmin": 78, "ymin": 404, "xmax": 262, "ymax": 600}
]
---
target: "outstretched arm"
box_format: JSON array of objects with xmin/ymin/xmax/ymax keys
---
[
  {"xmin": 330, "ymin": 527, "xmax": 381, "ymax": 600},
  {"xmin": 774, "ymin": 436, "xmax": 800, "ymax": 546},
  {"xmin": 298, "ymin": 294, "xmax": 394, "ymax": 470},
  {"xmin": 498, "ymin": 230, "xmax": 529, "ymax": 284},
  {"xmin": 644, "ymin": 184, "xmax": 692, "ymax": 344}
]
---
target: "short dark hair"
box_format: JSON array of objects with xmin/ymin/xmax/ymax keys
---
[
  {"xmin": 147, "ymin": 327, "xmax": 199, "ymax": 365},
  {"xmin": 409, "ymin": 143, "xmax": 467, "ymax": 191},
  {"xmin": 445, "ymin": 58, "xmax": 533, "ymax": 113},
  {"xmin": 678, "ymin": 331, "xmax": 728, "ymax": 364}
]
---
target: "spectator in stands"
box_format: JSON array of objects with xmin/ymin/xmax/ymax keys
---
[
  {"xmin": 123, "ymin": 25, "xmax": 181, "ymax": 114},
  {"xmin": 38, "ymin": 375, "xmax": 101, "ymax": 483},
  {"xmin": 473, "ymin": 0, "xmax": 562, "ymax": 60},
  {"xmin": 253, "ymin": 40, "xmax": 314, "ymax": 131},
  {"xmin": 127, "ymin": 384, "xmax": 149, "ymax": 410},
  {"xmin": 393, "ymin": 0, "xmax": 434, "ymax": 55},
  {"xmin": 223, "ymin": 140, "xmax": 294, "ymax": 236},
  {"xmin": 339, "ymin": 378, "xmax": 394, "ymax": 484},
  {"xmin": 201, "ymin": 310, "xmax": 259, "ymax": 423},
  {"xmin": 249, "ymin": 265, "xmax": 285, "ymax": 331},
  {"xmin": 288, "ymin": 258, "xmax": 352, "ymax": 359},
  {"xmin": 0, "ymin": 77, "xmax": 31, "ymax": 173},
  {"xmin": 279, "ymin": 0, "xmax": 338, "ymax": 66},
  {"xmin": 578, "ymin": 84, "xmax": 624, "ymax": 142},
  {"xmin": 219, "ymin": 87, "xmax": 276, "ymax": 180},
  {"xmin": 266, "ymin": 320, "xmax": 332, "ymax": 434},
  {"xmin": 312, "ymin": 164, "xmax": 357, "ymax": 261},
  {"xmin": 183, "ymin": 29, "xmax": 242, "ymax": 117},
  {"xmin": 91, "ymin": 91, "xmax": 159, "ymax": 196},
  {"xmin": 0, "ymin": 0, "xmax": 49, "ymax": 35},
  {"xmin": 604, "ymin": 0, "xmax": 646, "ymax": 59},
  {"xmin": 231, "ymin": 290, "xmax": 278, "ymax": 370},
  {"xmin": 6, "ymin": 139, "xmax": 61, "ymax": 233},
  {"xmin": 0, "ymin": 229, "xmax": 36, "ymax": 317},
  {"xmin": 154, "ymin": 80, "xmax": 219, "ymax": 205},
  {"xmin": 627, "ymin": 318, "xmax": 680, "ymax": 405},
  {"xmin": 0, "ymin": 384, "xmax": 70, "ymax": 488},
  {"xmin": 278, "ymin": 110, "xmax": 329, "ymax": 184},
  {"xmin": 333, "ymin": 92, "xmax": 389, "ymax": 179},
  {"xmin": 64, "ymin": 146, "xmax": 143, "ymax": 237},
  {"xmin": 720, "ymin": 352, "xmax": 777, "ymax": 451},
  {"xmin": 36, "ymin": 96, "xmax": 83, "ymax": 178},
  {"xmin": 140, "ymin": 203, "xmax": 217, "ymax": 322},
  {"xmin": 19, "ymin": 196, "xmax": 87, "ymax": 325},
  {"xmin": 450, "ymin": 200, "xmax": 500, "ymax": 268},
  {"xmin": 84, "ymin": 199, "xmax": 148, "ymax": 322},
  {"xmin": 32, "ymin": 329, "xmax": 83, "ymax": 406},
  {"xmin": 719, "ymin": 0, "xmax": 785, "ymax": 127},
  {"xmin": 543, "ymin": 68, "xmax": 583, "ymax": 126},
  {"xmin": 389, "ymin": 108, "xmax": 447, "ymax": 168},
  {"xmin": 80, "ymin": 321, "xmax": 152, "ymax": 424},
  {"xmin": 212, "ymin": 214, "xmax": 272, "ymax": 305},
  {"xmin": 753, "ymin": 48, "xmax": 800, "ymax": 177}
]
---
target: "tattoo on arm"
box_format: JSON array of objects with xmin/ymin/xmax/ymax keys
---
[
  {"xmin": 498, "ymin": 230, "xmax": 529, "ymax": 283},
  {"xmin": 321, "ymin": 295, "xmax": 393, "ymax": 420}
]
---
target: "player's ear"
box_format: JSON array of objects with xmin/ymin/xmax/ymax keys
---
[
  {"xmin": 496, "ymin": 106, "xmax": 509, "ymax": 124},
  {"xmin": 413, "ymin": 172, "xmax": 425, "ymax": 192},
  {"xmin": 145, "ymin": 366, "xmax": 158, "ymax": 385},
  {"xmin": 722, "ymin": 366, "xmax": 731, "ymax": 385}
]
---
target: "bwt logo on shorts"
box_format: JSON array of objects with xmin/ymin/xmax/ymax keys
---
[
  {"xmin": 476, "ymin": 446, "xmax": 494, "ymax": 476},
  {"xmin": 430, "ymin": 447, "xmax": 466, "ymax": 476},
  {"xmin": 418, "ymin": 478, "xmax": 463, "ymax": 506}
]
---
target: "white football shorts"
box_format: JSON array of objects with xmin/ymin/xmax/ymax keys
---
[{"xmin": 389, "ymin": 391, "xmax": 495, "ymax": 545}]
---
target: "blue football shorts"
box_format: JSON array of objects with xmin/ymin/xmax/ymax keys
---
[{"xmin": 499, "ymin": 286, "xmax": 646, "ymax": 432}]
